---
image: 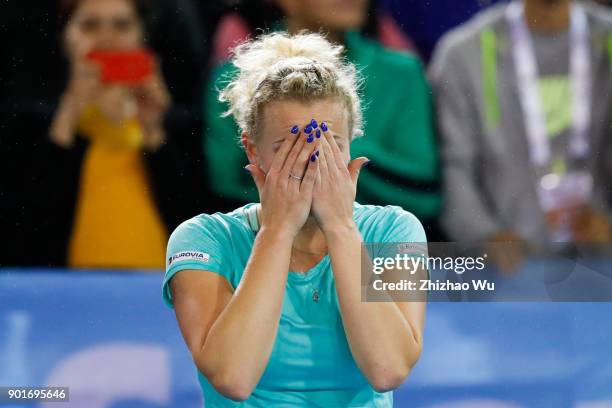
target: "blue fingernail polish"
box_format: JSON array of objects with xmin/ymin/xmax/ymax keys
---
[
  {"xmin": 315, "ymin": 150, "xmax": 320, "ymax": 156},
  {"xmin": 290, "ymin": 125, "xmax": 299, "ymax": 134},
  {"xmin": 305, "ymin": 124, "xmax": 313, "ymax": 134},
  {"xmin": 311, "ymin": 119, "xmax": 318, "ymax": 129},
  {"xmin": 243, "ymin": 166, "xmax": 251, "ymax": 173},
  {"xmin": 361, "ymin": 160, "xmax": 371, "ymax": 168},
  {"xmin": 310, "ymin": 153, "xmax": 317, "ymax": 162},
  {"xmin": 321, "ymin": 122, "xmax": 328, "ymax": 132},
  {"xmin": 316, "ymin": 129, "xmax": 321, "ymax": 138},
  {"xmin": 307, "ymin": 136, "xmax": 314, "ymax": 143}
]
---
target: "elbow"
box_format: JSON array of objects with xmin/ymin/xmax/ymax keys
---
[
  {"xmin": 370, "ymin": 344, "xmax": 423, "ymax": 393},
  {"xmin": 196, "ymin": 358, "xmax": 255, "ymax": 401},
  {"xmin": 202, "ymin": 368, "xmax": 255, "ymax": 402},
  {"xmin": 369, "ymin": 366, "xmax": 412, "ymax": 393}
]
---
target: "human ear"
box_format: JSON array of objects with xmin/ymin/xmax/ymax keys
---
[{"xmin": 241, "ymin": 131, "xmax": 259, "ymax": 165}]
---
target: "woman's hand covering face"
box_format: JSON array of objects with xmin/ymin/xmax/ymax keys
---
[
  {"xmin": 244, "ymin": 118, "xmax": 368, "ymax": 237},
  {"xmin": 245, "ymin": 125, "xmax": 320, "ymax": 237},
  {"xmin": 311, "ymin": 122, "xmax": 369, "ymax": 232}
]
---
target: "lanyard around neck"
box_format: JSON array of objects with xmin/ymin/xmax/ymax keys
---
[{"xmin": 506, "ymin": 0, "xmax": 591, "ymax": 168}]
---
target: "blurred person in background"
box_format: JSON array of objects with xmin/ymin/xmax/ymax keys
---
[
  {"xmin": 0, "ymin": 0, "xmax": 206, "ymax": 268},
  {"xmin": 430, "ymin": 0, "xmax": 612, "ymax": 267},
  {"xmin": 204, "ymin": 0, "xmax": 442, "ymax": 238},
  {"xmin": 208, "ymin": 0, "xmax": 416, "ymax": 66},
  {"xmin": 51, "ymin": 0, "xmax": 170, "ymax": 269}
]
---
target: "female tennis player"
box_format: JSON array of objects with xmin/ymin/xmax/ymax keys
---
[{"xmin": 163, "ymin": 32, "xmax": 426, "ymax": 407}]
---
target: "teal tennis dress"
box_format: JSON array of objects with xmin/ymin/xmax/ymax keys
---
[{"xmin": 163, "ymin": 202, "xmax": 427, "ymax": 407}]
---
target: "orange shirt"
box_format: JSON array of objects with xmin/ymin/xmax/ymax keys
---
[{"xmin": 68, "ymin": 106, "xmax": 167, "ymax": 269}]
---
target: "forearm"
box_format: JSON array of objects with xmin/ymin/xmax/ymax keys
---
[
  {"xmin": 197, "ymin": 226, "xmax": 292, "ymax": 396},
  {"xmin": 327, "ymin": 223, "xmax": 423, "ymax": 391},
  {"xmin": 49, "ymin": 95, "xmax": 78, "ymax": 147}
]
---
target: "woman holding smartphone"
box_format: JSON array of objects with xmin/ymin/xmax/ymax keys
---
[
  {"xmin": 164, "ymin": 32, "xmax": 426, "ymax": 407},
  {"xmin": 50, "ymin": 0, "xmax": 171, "ymax": 269},
  {"xmin": 6, "ymin": 0, "xmax": 204, "ymax": 268}
]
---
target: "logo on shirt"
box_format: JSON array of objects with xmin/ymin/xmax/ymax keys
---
[
  {"xmin": 397, "ymin": 242, "xmax": 428, "ymax": 255},
  {"xmin": 167, "ymin": 251, "xmax": 210, "ymax": 266}
]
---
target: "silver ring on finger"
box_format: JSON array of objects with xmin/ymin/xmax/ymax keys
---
[{"xmin": 289, "ymin": 173, "xmax": 303, "ymax": 180}]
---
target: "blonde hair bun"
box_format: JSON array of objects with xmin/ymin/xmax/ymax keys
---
[{"xmin": 219, "ymin": 31, "xmax": 363, "ymax": 139}]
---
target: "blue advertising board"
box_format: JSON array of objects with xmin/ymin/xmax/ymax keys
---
[{"xmin": 1, "ymin": 269, "xmax": 612, "ymax": 407}]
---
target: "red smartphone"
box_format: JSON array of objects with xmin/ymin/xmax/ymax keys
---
[{"xmin": 86, "ymin": 49, "xmax": 154, "ymax": 86}]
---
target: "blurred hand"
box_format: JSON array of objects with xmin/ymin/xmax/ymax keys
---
[
  {"xmin": 311, "ymin": 124, "xmax": 368, "ymax": 233},
  {"xmin": 51, "ymin": 44, "xmax": 168, "ymax": 150},
  {"xmin": 572, "ymin": 206, "xmax": 612, "ymax": 243},
  {"xmin": 245, "ymin": 130, "xmax": 319, "ymax": 238},
  {"xmin": 64, "ymin": 31, "xmax": 133, "ymax": 125},
  {"xmin": 486, "ymin": 231, "xmax": 528, "ymax": 276},
  {"xmin": 51, "ymin": 39, "xmax": 135, "ymax": 147},
  {"xmin": 132, "ymin": 59, "xmax": 171, "ymax": 151},
  {"xmin": 95, "ymin": 85, "xmax": 139, "ymax": 125},
  {"xmin": 50, "ymin": 54, "xmax": 101, "ymax": 147}
]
